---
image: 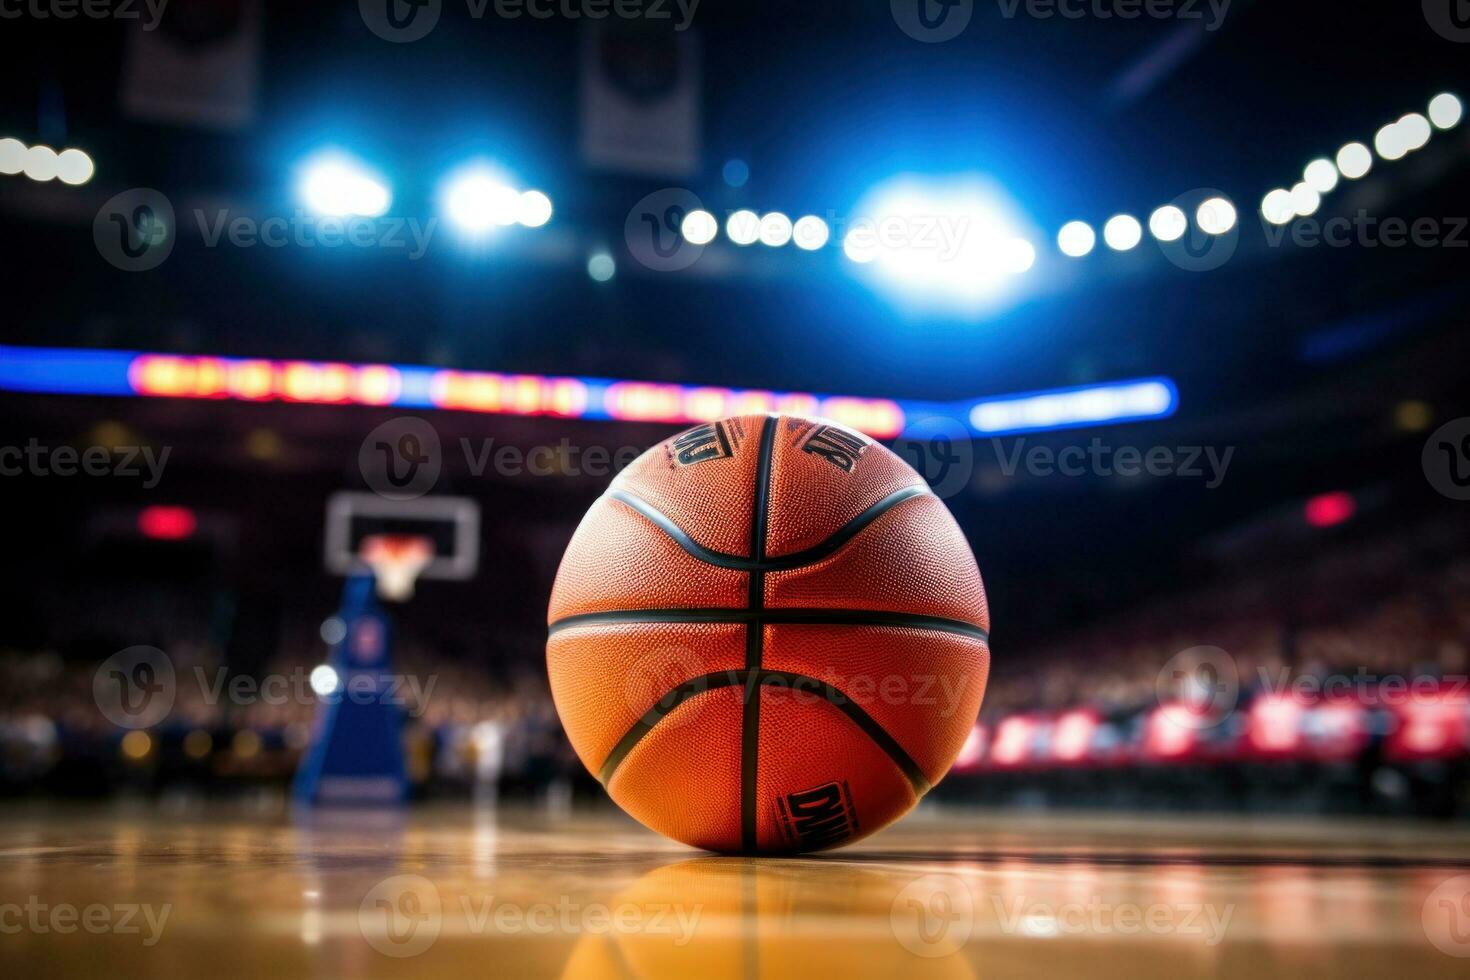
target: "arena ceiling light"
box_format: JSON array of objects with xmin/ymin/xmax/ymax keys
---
[
  {"xmin": 680, "ymin": 209, "xmax": 719, "ymax": 245},
  {"xmin": 1428, "ymin": 93, "xmax": 1463, "ymax": 130},
  {"xmin": 440, "ymin": 166, "xmax": 521, "ymax": 233},
  {"xmin": 0, "ymin": 138, "xmax": 94, "ymax": 185},
  {"xmin": 1102, "ymin": 214, "xmax": 1142, "ymax": 251},
  {"xmin": 726, "ymin": 210, "xmax": 760, "ymax": 246},
  {"xmin": 1335, "ymin": 142, "xmax": 1372, "ymax": 180},
  {"xmin": 842, "ymin": 175, "xmax": 1040, "ymax": 313},
  {"xmin": 1147, "ymin": 206, "xmax": 1187, "ymax": 243},
  {"xmin": 1056, "ymin": 220, "xmax": 1096, "ymax": 257},
  {"xmin": 299, "ymin": 153, "xmax": 391, "ymax": 218}
]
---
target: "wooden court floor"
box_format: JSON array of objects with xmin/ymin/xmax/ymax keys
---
[{"xmin": 2, "ymin": 802, "xmax": 1470, "ymax": 978}]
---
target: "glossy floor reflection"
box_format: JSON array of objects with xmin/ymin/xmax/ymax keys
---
[{"xmin": 2, "ymin": 803, "xmax": 1469, "ymax": 978}]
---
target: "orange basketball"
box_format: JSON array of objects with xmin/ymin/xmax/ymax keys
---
[{"xmin": 546, "ymin": 414, "xmax": 990, "ymax": 853}]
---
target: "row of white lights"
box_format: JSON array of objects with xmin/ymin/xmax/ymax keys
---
[
  {"xmin": 1055, "ymin": 196, "xmax": 1238, "ymax": 258},
  {"xmin": 298, "ymin": 154, "xmax": 553, "ymax": 231},
  {"xmin": 679, "ymin": 208, "xmax": 831, "ymax": 250},
  {"xmin": 673, "ymin": 196, "xmax": 1232, "ymax": 267},
  {"xmin": 1259, "ymin": 92, "xmax": 1462, "ymax": 226},
  {"xmin": 0, "ymin": 137, "xmax": 95, "ymax": 185}
]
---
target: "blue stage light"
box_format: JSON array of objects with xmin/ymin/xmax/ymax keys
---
[
  {"xmin": 441, "ymin": 166, "xmax": 520, "ymax": 234},
  {"xmin": 298, "ymin": 153, "xmax": 391, "ymax": 218},
  {"xmin": 843, "ymin": 175, "xmax": 1039, "ymax": 313}
]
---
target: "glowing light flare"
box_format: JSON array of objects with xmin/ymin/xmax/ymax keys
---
[
  {"xmin": 968, "ymin": 379, "xmax": 1176, "ymax": 435},
  {"xmin": 726, "ymin": 210, "xmax": 760, "ymax": 246},
  {"xmin": 300, "ymin": 155, "xmax": 390, "ymax": 217},
  {"xmin": 1148, "ymin": 205, "xmax": 1188, "ymax": 243},
  {"xmin": 1247, "ymin": 694, "xmax": 1305, "ymax": 754},
  {"xmin": 1051, "ymin": 711, "xmax": 1099, "ymax": 762},
  {"xmin": 1428, "ymin": 93, "xmax": 1463, "ymax": 130},
  {"xmin": 991, "ymin": 716, "xmax": 1036, "ymax": 766},
  {"xmin": 1336, "ymin": 143, "xmax": 1372, "ymax": 180},
  {"xmin": 1056, "ymin": 220, "xmax": 1096, "ymax": 257},
  {"xmin": 309, "ymin": 665, "xmax": 341, "ymax": 697},
  {"xmin": 432, "ymin": 371, "xmax": 588, "ymax": 417},
  {"xmin": 129, "ymin": 355, "xmax": 402, "ymax": 405},
  {"xmin": 1304, "ymin": 491, "xmax": 1355, "ymax": 528},
  {"xmin": 138, "ymin": 505, "xmax": 198, "ymax": 541}
]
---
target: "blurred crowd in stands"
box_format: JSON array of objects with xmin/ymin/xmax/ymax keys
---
[{"xmin": 2, "ymin": 511, "xmax": 1467, "ymax": 816}]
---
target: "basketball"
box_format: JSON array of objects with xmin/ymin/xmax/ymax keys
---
[{"xmin": 546, "ymin": 414, "xmax": 990, "ymax": 853}]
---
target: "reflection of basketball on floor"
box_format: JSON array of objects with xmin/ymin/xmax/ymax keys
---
[
  {"xmin": 548, "ymin": 415, "xmax": 990, "ymax": 853},
  {"xmin": 558, "ymin": 859, "xmax": 977, "ymax": 980}
]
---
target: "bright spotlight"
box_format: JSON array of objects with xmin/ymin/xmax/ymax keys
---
[
  {"xmin": 1057, "ymin": 220, "xmax": 1096, "ymax": 257},
  {"xmin": 844, "ymin": 176, "xmax": 1040, "ymax": 311},
  {"xmin": 587, "ymin": 252, "xmax": 615, "ymax": 282},
  {"xmin": 300, "ymin": 154, "xmax": 390, "ymax": 217},
  {"xmin": 842, "ymin": 227, "xmax": 879, "ymax": 263},
  {"xmin": 56, "ymin": 148, "xmax": 94, "ymax": 185},
  {"xmin": 0, "ymin": 137, "xmax": 24, "ymax": 175},
  {"xmin": 516, "ymin": 189, "xmax": 553, "ymax": 228},
  {"xmin": 1261, "ymin": 189, "xmax": 1294, "ymax": 225},
  {"xmin": 680, "ymin": 209, "xmax": 719, "ymax": 245},
  {"xmin": 1303, "ymin": 158, "xmax": 1338, "ymax": 194},
  {"xmin": 1148, "ymin": 205, "xmax": 1187, "ymax": 243},
  {"xmin": 1103, "ymin": 214, "xmax": 1142, "ymax": 251},
  {"xmin": 1428, "ymin": 92, "xmax": 1463, "ymax": 130},
  {"xmin": 1397, "ymin": 113, "xmax": 1432, "ymax": 152},
  {"xmin": 1196, "ymin": 197, "xmax": 1237, "ymax": 235},
  {"xmin": 22, "ymin": 144, "xmax": 58, "ymax": 182},
  {"xmin": 1002, "ymin": 238, "xmax": 1036, "ymax": 274},
  {"xmin": 309, "ymin": 664, "xmax": 340, "ymax": 697},
  {"xmin": 759, "ymin": 212, "xmax": 793, "ymax": 247},
  {"xmin": 442, "ymin": 169, "xmax": 519, "ymax": 232},
  {"xmin": 793, "ymin": 215, "xmax": 830, "ymax": 250},
  {"xmin": 1336, "ymin": 142, "xmax": 1372, "ymax": 180},
  {"xmin": 1374, "ymin": 122, "xmax": 1408, "ymax": 161},
  {"xmin": 727, "ymin": 209, "xmax": 760, "ymax": 245},
  {"xmin": 1290, "ymin": 182, "xmax": 1321, "ymax": 217}
]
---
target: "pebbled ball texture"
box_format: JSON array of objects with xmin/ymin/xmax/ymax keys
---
[{"xmin": 547, "ymin": 414, "xmax": 989, "ymax": 853}]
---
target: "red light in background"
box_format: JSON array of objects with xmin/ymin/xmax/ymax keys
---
[
  {"xmin": 1304, "ymin": 491, "xmax": 1356, "ymax": 528},
  {"xmin": 138, "ymin": 506, "xmax": 197, "ymax": 541}
]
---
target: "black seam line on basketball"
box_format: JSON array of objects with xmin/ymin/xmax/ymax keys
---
[
  {"xmin": 596, "ymin": 669, "xmax": 932, "ymax": 797},
  {"xmin": 604, "ymin": 483, "xmax": 932, "ymax": 573},
  {"xmin": 743, "ymin": 415, "xmax": 777, "ymax": 854},
  {"xmin": 548, "ymin": 608, "xmax": 989, "ymax": 643}
]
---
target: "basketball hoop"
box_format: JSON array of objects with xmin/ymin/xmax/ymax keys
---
[{"xmin": 359, "ymin": 534, "xmax": 434, "ymax": 602}]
